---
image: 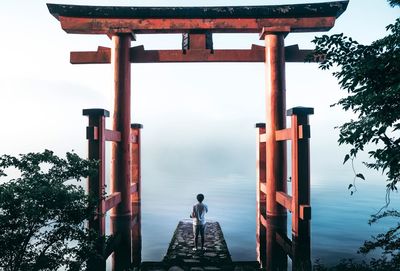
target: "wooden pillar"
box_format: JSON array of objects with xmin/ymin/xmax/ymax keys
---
[
  {"xmin": 110, "ymin": 33, "xmax": 133, "ymax": 271},
  {"xmin": 261, "ymin": 26, "xmax": 289, "ymax": 271},
  {"xmin": 265, "ymin": 217, "xmax": 288, "ymax": 271},
  {"xmin": 255, "ymin": 123, "xmax": 266, "ymax": 268},
  {"xmin": 261, "ymin": 27, "xmax": 288, "ymax": 218},
  {"xmin": 131, "ymin": 123, "xmax": 143, "ymax": 267},
  {"xmin": 288, "ymin": 107, "xmax": 313, "ymax": 271},
  {"xmin": 83, "ymin": 108, "xmax": 109, "ymax": 271}
]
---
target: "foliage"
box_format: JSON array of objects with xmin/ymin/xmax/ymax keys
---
[
  {"xmin": 316, "ymin": 210, "xmax": 400, "ymax": 271},
  {"xmin": 0, "ymin": 150, "xmax": 100, "ymax": 271},
  {"xmin": 313, "ymin": 257, "xmax": 400, "ymax": 271},
  {"xmin": 312, "ymin": 1, "xmax": 399, "ymax": 269},
  {"xmin": 358, "ymin": 210, "xmax": 400, "ymax": 267},
  {"xmin": 312, "ymin": 1, "xmax": 400, "ymax": 193}
]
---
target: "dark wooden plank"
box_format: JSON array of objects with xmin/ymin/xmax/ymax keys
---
[
  {"xmin": 276, "ymin": 232, "xmax": 293, "ymax": 259},
  {"xmin": 104, "ymin": 234, "xmax": 122, "ymax": 259},
  {"xmin": 48, "ymin": 2, "xmax": 348, "ymax": 20}
]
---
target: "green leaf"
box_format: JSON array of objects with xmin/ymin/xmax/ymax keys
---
[
  {"xmin": 343, "ymin": 154, "xmax": 350, "ymax": 164},
  {"xmin": 356, "ymin": 173, "xmax": 365, "ymax": 180}
]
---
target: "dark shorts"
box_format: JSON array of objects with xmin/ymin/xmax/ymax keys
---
[{"xmin": 193, "ymin": 224, "xmax": 206, "ymax": 237}]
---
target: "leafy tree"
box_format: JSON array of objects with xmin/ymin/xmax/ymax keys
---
[
  {"xmin": 0, "ymin": 150, "xmax": 99, "ymax": 271},
  {"xmin": 313, "ymin": 0, "xmax": 400, "ymax": 193},
  {"xmin": 312, "ymin": 0, "xmax": 399, "ymax": 267}
]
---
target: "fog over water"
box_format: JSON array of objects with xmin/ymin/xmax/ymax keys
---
[{"xmin": 0, "ymin": 0, "xmax": 399, "ymax": 267}]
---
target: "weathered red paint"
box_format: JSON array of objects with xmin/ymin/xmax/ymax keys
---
[
  {"xmin": 83, "ymin": 108, "xmax": 109, "ymax": 271},
  {"xmin": 70, "ymin": 45, "xmax": 316, "ymax": 64},
  {"xmin": 105, "ymin": 192, "xmax": 122, "ymax": 212},
  {"xmin": 255, "ymin": 123, "xmax": 266, "ymax": 268},
  {"xmin": 131, "ymin": 124, "xmax": 142, "ymax": 267},
  {"xmin": 262, "ymin": 28, "xmax": 290, "ymax": 271},
  {"xmin": 263, "ymin": 30, "xmax": 287, "ymax": 218},
  {"xmin": 50, "ymin": 1, "xmax": 341, "ymax": 268},
  {"xmin": 289, "ymin": 108, "xmax": 313, "ymax": 270},
  {"xmin": 266, "ymin": 216, "xmax": 288, "ymax": 271},
  {"xmin": 59, "ymin": 16, "xmax": 337, "ymax": 34},
  {"xmin": 110, "ymin": 33, "xmax": 132, "ymax": 271}
]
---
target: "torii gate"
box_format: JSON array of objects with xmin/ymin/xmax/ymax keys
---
[{"xmin": 47, "ymin": 1, "xmax": 348, "ymax": 270}]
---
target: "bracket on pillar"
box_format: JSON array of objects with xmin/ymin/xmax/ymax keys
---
[
  {"xmin": 107, "ymin": 27, "xmax": 136, "ymax": 40},
  {"xmin": 259, "ymin": 26, "xmax": 291, "ymax": 39}
]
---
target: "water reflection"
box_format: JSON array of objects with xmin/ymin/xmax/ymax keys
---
[{"xmin": 257, "ymin": 216, "xmax": 311, "ymax": 271}]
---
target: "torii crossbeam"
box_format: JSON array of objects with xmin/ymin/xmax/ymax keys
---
[
  {"xmin": 47, "ymin": 1, "xmax": 349, "ymax": 271},
  {"xmin": 48, "ymin": 2, "xmax": 348, "ymax": 64}
]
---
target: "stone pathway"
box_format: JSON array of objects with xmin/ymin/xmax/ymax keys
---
[
  {"xmin": 163, "ymin": 220, "xmax": 232, "ymax": 266},
  {"xmin": 139, "ymin": 220, "xmax": 261, "ymax": 271}
]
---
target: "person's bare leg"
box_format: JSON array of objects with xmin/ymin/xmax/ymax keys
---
[
  {"xmin": 200, "ymin": 225, "xmax": 205, "ymax": 250},
  {"xmin": 194, "ymin": 226, "xmax": 199, "ymax": 250}
]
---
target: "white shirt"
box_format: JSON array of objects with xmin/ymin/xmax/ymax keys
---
[{"xmin": 192, "ymin": 202, "xmax": 208, "ymax": 225}]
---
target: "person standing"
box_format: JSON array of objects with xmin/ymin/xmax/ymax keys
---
[{"xmin": 190, "ymin": 193, "xmax": 208, "ymax": 251}]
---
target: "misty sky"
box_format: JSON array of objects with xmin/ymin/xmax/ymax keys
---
[{"xmin": 0, "ymin": 0, "xmax": 398, "ymax": 189}]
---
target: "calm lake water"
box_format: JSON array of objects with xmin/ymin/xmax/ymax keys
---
[{"xmin": 136, "ymin": 175, "xmax": 399, "ymax": 265}]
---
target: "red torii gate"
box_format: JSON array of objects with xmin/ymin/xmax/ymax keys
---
[{"xmin": 47, "ymin": 1, "xmax": 348, "ymax": 270}]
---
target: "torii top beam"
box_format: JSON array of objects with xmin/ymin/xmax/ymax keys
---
[{"xmin": 47, "ymin": 1, "xmax": 348, "ymax": 35}]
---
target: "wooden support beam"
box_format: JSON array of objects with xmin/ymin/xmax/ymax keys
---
[
  {"xmin": 105, "ymin": 192, "xmax": 122, "ymax": 212},
  {"xmin": 285, "ymin": 44, "xmax": 315, "ymax": 62},
  {"xmin": 70, "ymin": 46, "xmax": 111, "ymax": 64},
  {"xmin": 131, "ymin": 47, "xmax": 262, "ymax": 63},
  {"xmin": 86, "ymin": 126, "xmax": 99, "ymax": 140},
  {"xmin": 276, "ymin": 232, "xmax": 293, "ymax": 259},
  {"xmin": 59, "ymin": 16, "xmax": 337, "ymax": 34},
  {"xmin": 130, "ymin": 183, "xmax": 137, "ymax": 194},
  {"xmin": 110, "ymin": 34, "xmax": 132, "ymax": 270},
  {"xmin": 276, "ymin": 191, "xmax": 293, "ymax": 212},
  {"xmin": 131, "ymin": 215, "xmax": 138, "ymax": 228},
  {"xmin": 105, "ymin": 129, "xmax": 121, "ymax": 142},
  {"xmin": 275, "ymin": 128, "xmax": 292, "ymax": 141},
  {"xmin": 104, "ymin": 234, "xmax": 122, "ymax": 259},
  {"xmin": 300, "ymin": 204, "xmax": 311, "ymax": 220},
  {"xmin": 131, "ymin": 135, "xmax": 138, "ymax": 143},
  {"xmin": 260, "ymin": 183, "xmax": 267, "ymax": 195},
  {"xmin": 260, "ymin": 214, "xmax": 267, "ymax": 228},
  {"xmin": 264, "ymin": 29, "xmax": 287, "ymax": 218},
  {"xmin": 70, "ymin": 44, "xmax": 317, "ymax": 64},
  {"xmin": 131, "ymin": 123, "xmax": 142, "ymax": 267},
  {"xmin": 287, "ymin": 107, "xmax": 313, "ymax": 238},
  {"xmin": 83, "ymin": 108, "xmax": 109, "ymax": 271},
  {"xmin": 255, "ymin": 122, "xmax": 267, "ymax": 268},
  {"xmin": 299, "ymin": 125, "xmax": 311, "ymax": 139}
]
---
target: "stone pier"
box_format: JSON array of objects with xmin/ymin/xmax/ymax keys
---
[{"xmin": 140, "ymin": 220, "xmax": 261, "ymax": 271}]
